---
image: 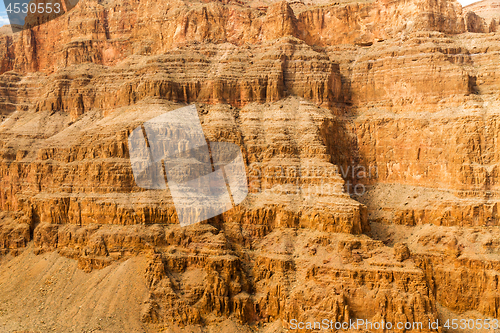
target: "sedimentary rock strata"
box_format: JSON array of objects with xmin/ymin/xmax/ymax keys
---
[{"xmin": 0, "ymin": 0, "xmax": 499, "ymax": 331}]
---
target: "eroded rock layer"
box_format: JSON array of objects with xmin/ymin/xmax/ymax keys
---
[{"xmin": 0, "ymin": 0, "xmax": 500, "ymax": 331}]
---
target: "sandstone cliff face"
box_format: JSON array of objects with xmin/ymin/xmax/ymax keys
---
[
  {"xmin": 331, "ymin": 32, "xmax": 500, "ymax": 229},
  {"xmin": 1, "ymin": 0, "xmax": 500, "ymax": 332},
  {"xmin": 0, "ymin": 0, "xmax": 482, "ymax": 75},
  {"xmin": 464, "ymin": 0, "xmax": 500, "ymax": 32}
]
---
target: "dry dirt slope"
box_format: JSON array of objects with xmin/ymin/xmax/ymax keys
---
[{"xmin": 0, "ymin": 246, "xmax": 281, "ymax": 333}]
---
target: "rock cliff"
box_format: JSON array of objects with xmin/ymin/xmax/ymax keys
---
[
  {"xmin": 0, "ymin": 0, "xmax": 500, "ymax": 332},
  {"xmin": 464, "ymin": 0, "xmax": 500, "ymax": 32}
]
